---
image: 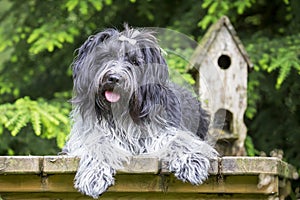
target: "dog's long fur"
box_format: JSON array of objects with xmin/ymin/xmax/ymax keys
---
[{"xmin": 62, "ymin": 26, "xmax": 218, "ymax": 198}]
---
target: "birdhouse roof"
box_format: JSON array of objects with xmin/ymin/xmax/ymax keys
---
[{"xmin": 192, "ymin": 16, "xmax": 253, "ymax": 71}]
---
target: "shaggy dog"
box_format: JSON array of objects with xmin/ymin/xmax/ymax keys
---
[{"xmin": 62, "ymin": 26, "xmax": 218, "ymax": 198}]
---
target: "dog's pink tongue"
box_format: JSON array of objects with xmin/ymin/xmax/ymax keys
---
[{"xmin": 105, "ymin": 91, "xmax": 120, "ymax": 103}]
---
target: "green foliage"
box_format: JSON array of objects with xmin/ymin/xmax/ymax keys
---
[
  {"xmin": 27, "ymin": 24, "xmax": 79, "ymax": 54},
  {"xmin": 244, "ymin": 136, "xmax": 260, "ymax": 156},
  {"xmin": 245, "ymin": 69, "xmax": 300, "ymax": 166},
  {"xmin": 0, "ymin": 96, "xmax": 70, "ymax": 148},
  {"xmin": 65, "ymin": 0, "xmax": 112, "ymax": 14},
  {"xmin": 246, "ymin": 34, "xmax": 300, "ymax": 89},
  {"xmin": 166, "ymin": 48, "xmax": 195, "ymax": 86},
  {"xmin": 199, "ymin": 0, "xmax": 256, "ymax": 29},
  {"xmin": 245, "ymin": 34, "xmax": 300, "ymax": 119},
  {"xmin": 245, "ymin": 72, "xmax": 261, "ymax": 119}
]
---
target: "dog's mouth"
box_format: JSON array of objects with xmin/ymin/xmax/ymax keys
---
[{"xmin": 104, "ymin": 90, "xmax": 121, "ymax": 103}]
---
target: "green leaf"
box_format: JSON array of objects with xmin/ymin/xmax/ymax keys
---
[
  {"xmin": 11, "ymin": 114, "xmax": 28, "ymax": 136},
  {"xmin": 202, "ymin": 0, "xmax": 213, "ymax": 9},
  {"xmin": 47, "ymin": 42, "xmax": 55, "ymax": 52},
  {"xmin": 245, "ymin": 136, "xmax": 260, "ymax": 156},
  {"xmin": 5, "ymin": 111, "xmax": 23, "ymax": 128},
  {"xmin": 66, "ymin": 0, "xmax": 79, "ymax": 11},
  {"xmin": 27, "ymin": 29, "xmax": 42, "ymax": 44},
  {"xmin": 79, "ymin": 1, "xmax": 88, "ymax": 15},
  {"xmin": 283, "ymin": 0, "xmax": 289, "ymax": 4},
  {"xmin": 31, "ymin": 111, "xmax": 41, "ymax": 136},
  {"xmin": 198, "ymin": 15, "xmax": 213, "ymax": 30},
  {"xmin": 88, "ymin": 0, "xmax": 103, "ymax": 11},
  {"xmin": 208, "ymin": 2, "xmax": 218, "ymax": 14},
  {"xmin": 105, "ymin": 0, "xmax": 112, "ymax": 5}
]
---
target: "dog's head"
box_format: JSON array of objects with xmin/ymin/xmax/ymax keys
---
[{"xmin": 71, "ymin": 26, "xmax": 171, "ymax": 123}]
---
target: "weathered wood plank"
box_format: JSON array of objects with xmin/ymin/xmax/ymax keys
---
[
  {"xmin": 221, "ymin": 157, "xmax": 298, "ymax": 179},
  {"xmin": 0, "ymin": 156, "xmax": 298, "ymax": 200},
  {"xmin": 109, "ymin": 174, "xmax": 162, "ymax": 192},
  {"xmin": 40, "ymin": 174, "xmax": 163, "ymax": 193},
  {"xmin": 166, "ymin": 175, "xmax": 278, "ymax": 194},
  {"xmin": 119, "ymin": 156, "xmax": 160, "ymax": 174},
  {"xmin": 0, "ymin": 156, "xmax": 42, "ymax": 174},
  {"xmin": 1, "ymin": 156, "xmax": 298, "ymax": 178},
  {"xmin": 43, "ymin": 156, "xmax": 78, "ymax": 174},
  {"xmin": 0, "ymin": 175, "xmax": 42, "ymax": 192},
  {"xmin": 0, "ymin": 174, "xmax": 279, "ymax": 194}
]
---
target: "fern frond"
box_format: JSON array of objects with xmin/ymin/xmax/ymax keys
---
[
  {"xmin": 53, "ymin": 112, "xmax": 69, "ymax": 125},
  {"xmin": 56, "ymin": 130, "xmax": 67, "ymax": 148},
  {"xmin": 11, "ymin": 113, "xmax": 29, "ymax": 136},
  {"xmin": 5, "ymin": 110, "xmax": 27, "ymax": 131},
  {"xmin": 31, "ymin": 110, "xmax": 41, "ymax": 136},
  {"xmin": 0, "ymin": 97, "xmax": 70, "ymax": 148},
  {"xmin": 36, "ymin": 105, "xmax": 60, "ymax": 126},
  {"xmin": 249, "ymin": 34, "xmax": 300, "ymax": 89},
  {"xmin": 276, "ymin": 59, "xmax": 292, "ymax": 89}
]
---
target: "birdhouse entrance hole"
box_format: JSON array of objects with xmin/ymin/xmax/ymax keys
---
[
  {"xmin": 217, "ymin": 54, "xmax": 231, "ymax": 69},
  {"xmin": 213, "ymin": 109, "xmax": 233, "ymax": 133}
]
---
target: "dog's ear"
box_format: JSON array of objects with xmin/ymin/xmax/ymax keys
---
[
  {"xmin": 129, "ymin": 84, "xmax": 181, "ymax": 127},
  {"xmin": 142, "ymin": 47, "xmax": 167, "ymax": 66},
  {"xmin": 140, "ymin": 46, "xmax": 169, "ymax": 84},
  {"xmin": 72, "ymin": 29, "xmax": 119, "ymax": 79}
]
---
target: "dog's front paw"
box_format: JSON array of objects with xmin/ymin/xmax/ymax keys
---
[
  {"xmin": 74, "ymin": 162, "xmax": 115, "ymax": 199},
  {"xmin": 169, "ymin": 153, "xmax": 210, "ymax": 185}
]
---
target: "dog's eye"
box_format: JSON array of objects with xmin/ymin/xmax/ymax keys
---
[{"xmin": 129, "ymin": 57, "xmax": 141, "ymax": 66}]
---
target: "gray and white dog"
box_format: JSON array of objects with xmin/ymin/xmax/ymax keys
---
[{"xmin": 62, "ymin": 26, "xmax": 218, "ymax": 198}]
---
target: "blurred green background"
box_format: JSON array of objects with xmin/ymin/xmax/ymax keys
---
[{"xmin": 0, "ymin": 0, "xmax": 299, "ymax": 197}]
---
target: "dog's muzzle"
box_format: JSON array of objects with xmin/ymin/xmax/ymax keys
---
[
  {"xmin": 102, "ymin": 73, "xmax": 123, "ymax": 103},
  {"xmin": 106, "ymin": 74, "xmax": 121, "ymax": 85}
]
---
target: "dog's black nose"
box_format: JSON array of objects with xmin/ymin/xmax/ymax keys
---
[{"xmin": 107, "ymin": 74, "xmax": 120, "ymax": 84}]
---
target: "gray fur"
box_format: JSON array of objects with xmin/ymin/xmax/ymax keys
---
[{"xmin": 63, "ymin": 26, "xmax": 218, "ymax": 199}]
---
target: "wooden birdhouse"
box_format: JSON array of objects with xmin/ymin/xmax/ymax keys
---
[{"xmin": 191, "ymin": 16, "xmax": 253, "ymax": 156}]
